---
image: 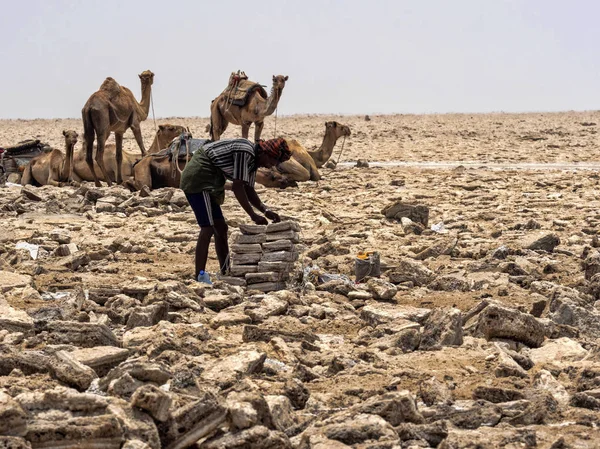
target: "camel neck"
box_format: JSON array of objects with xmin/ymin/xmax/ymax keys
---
[
  {"xmin": 137, "ymin": 82, "xmax": 152, "ymax": 120},
  {"xmin": 148, "ymin": 132, "xmax": 161, "ymax": 154},
  {"xmin": 62, "ymin": 142, "xmax": 75, "ymax": 181},
  {"xmin": 308, "ymin": 130, "xmax": 340, "ymax": 168},
  {"xmin": 264, "ymin": 86, "xmax": 282, "ymax": 116}
]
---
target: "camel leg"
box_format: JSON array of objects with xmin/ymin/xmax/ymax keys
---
[
  {"xmin": 21, "ymin": 164, "xmax": 33, "ymax": 186},
  {"xmin": 131, "ymin": 124, "xmax": 146, "ymax": 156},
  {"xmin": 254, "ymin": 121, "xmax": 264, "ymax": 142},
  {"xmin": 115, "ymin": 133, "xmax": 124, "ymax": 185},
  {"xmin": 210, "ymin": 104, "xmax": 228, "ymax": 141},
  {"xmin": 279, "ymin": 159, "xmax": 311, "ymax": 182},
  {"xmin": 83, "ymin": 124, "xmax": 102, "ymax": 187},
  {"xmin": 241, "ymin": 123, "xmax": 251, "ymax": 140},
  {"xmin": 132, "ymin": 158, "xmax": 153, "ymax": 191},
  {"xmin": 94, "ymin": 131, "xmax": 112, "ymax": 187},
  {"xmin": 48, "ymin": 173, "xmax": 61, "ymax": 187}
]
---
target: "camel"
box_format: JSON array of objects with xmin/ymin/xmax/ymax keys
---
[
  {"xmin": 68, "ymin": 125, "xmax": 186, "ymax": 182},
  {"xmin": 125, "ymin": 137, "xmax": 297, "ymax": 192},
  {"xmin": 209, "ymin": 74, "xmax": 288, "ymax": 142},
  {"xmin": 21, "ymin": 131, "xmax": 78, "ymax": 187},
  {"xmin": 126, "ymin": 122, "xmax": 350, "ymax": 191},
  {"xmin": 127, "ymin": 153, "xmax": 297, "ymax": 192},
  {"xmin": 69, "ymin": 124, "xmax": 188, "ymax": 184},
  {"xmin": 82, "ymin": 70, "xmax": 154, "ymax": 187},
  {"xmin": 258, "ymin": 121, "xmax": 351, "ymax": 185},
  {"xmin": 148, "ymin": 124, "xmax": 189, "ymax": 154}
]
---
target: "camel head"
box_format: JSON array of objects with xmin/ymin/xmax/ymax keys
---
[
  {"xmin": 139, "ymin": 70, "xmax": 155, "ymax": 86},
  {"xmin": 325, "ymin": 121, "xmax": 351, "ymax": 139},
  {"xmin": 151, "ymin": 124, "xmax": 190, "ymax": 153},
  {"xmin": 62, "ymin": 130, "xmax": 79, "ymax": 148},
  {"xmin": 272, "ymin": 75, "xmax": 288, "ymax": 91},
  {"xmin": 158, "ymin": 124, "xmax": 188, "ymax": 140},
  {"xmin": 256, "ymin": 167, "xmax": 298, "ymax": 189}
]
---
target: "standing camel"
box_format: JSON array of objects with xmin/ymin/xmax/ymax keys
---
[
  {"xmin": 81, "ymin": 70, "xmax": 154, "ymax": 187},
  {"xmin": 209, "ymin": 75, "xmax": 288, "ymax": 142},
  {"xmin": 21, "ymin": 130, "xmax": 78, "ymax": 187}
]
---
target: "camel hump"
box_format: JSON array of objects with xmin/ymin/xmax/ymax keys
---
[
  {"xmin": 221, "ymin": 79, "xmax": 267, "ymax": 106},
  {"xmin": 99, "ymin": 77, "xmax": 121, "ymax": 99}
]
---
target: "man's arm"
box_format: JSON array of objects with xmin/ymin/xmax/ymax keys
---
[
  {"xmin": 244, "ymin": 184, "xmax": 281, "ymax": 223},
  {"xmin": 232, "ymin": 180, "xmax": 267, "ymax": 225},
  {"xmin": 244, "ymin": 184, "xmax": 267, "ymax": 213}
]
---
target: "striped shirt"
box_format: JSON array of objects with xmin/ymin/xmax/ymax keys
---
[{"xmin": 203, "ymin": 138, "xmax": 256, "ymax": 186}]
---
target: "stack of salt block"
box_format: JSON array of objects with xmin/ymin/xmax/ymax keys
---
[{"xmin": 221, "ymin": 220, "xmax": 301, "ymax": 292}]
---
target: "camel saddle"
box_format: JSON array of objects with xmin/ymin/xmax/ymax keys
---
[
  {"xmin": 158, "ymin": 133, "xmax": 211, "ymax": 161},
  {"xmin": 221, "ymin": 79, "xmax": 268, "ymax": 107},
  {"xmin": 2, "ymin": 139, "xmax": 48, "ymax": 174}
]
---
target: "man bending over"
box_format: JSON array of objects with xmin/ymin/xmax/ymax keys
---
[{"xmin": 180, "ymin": 138, "xmax": 292, "ymax": 284}]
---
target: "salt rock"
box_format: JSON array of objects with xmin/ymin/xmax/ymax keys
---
[
  {"xmin": 70, "ymin": 346, "xmax": 130, "ymax": 376},
  {"xmin": 198, "ymin": 425, "xmax": 291, "ymax": 449},
  {"xmin": 351, "ymin": 390, "xmax": 424, "ymax": 425},
  {"xmin": 361, "ymin": 304, "xmax": 431, "ymax": 326},
  {"xmin": 366, "ymin": 278, "xmax": 398, "ymax": 300},
  {"xmin": 0, "ymin": 304, "xmax": 34, "ymax": 334},
  {"xmin": 210, "ymin": 311, "xmax": 252, "ymax": 329},
  {"xmin": 528, "ymin": 337, "xmax": 588, "ymax": 365},
  {"xmin": 49, "ymin": 228, "xmax": 71, "ymax": 244},
  {"xmin": 522, "ymin": 232, "xmax": 560, "ymax": 252},
  {"xmin": 48, "ymin": 350, "xmax": 98, "ymax": 391},
  {"xmin": 533, "ymin": 369, "xmax": 570, "ymax": 407},
  {"xmin": 0, "ymin": 271, "xmax": 32, "ymax": 293},
  {"xmin": 473, "ymin": 304, "xmax": 545, "ymax": 348},
  {"xmin": 122, "ymin": 440, "xmax": 152, "ymax": 449},
  {"xmin": 381, "ymin": 201, "xmax": 429, "ymax": 226},
  {"xmin": 0, "ymin": 437, "xmax": 32, "ymax": 449},
  {"xmin": 131, "ymin": 384, "xmax": 172, "ymax": 422},
  {"xmin": 0, "ymin": 391, "xmax": 27, "ymax": 437},
  {"xmin": 420, "ymin": 308, "xmax": 463, "ymax": 349},
  {"xmin": 321, "ymin": 413, "xmax": 398, "ymax": 445},
  {"xmin": 202, "ymin": 350, "xmax": 266, "ymax": 386},
  {"xmin": 388, "ymin": 258, "xmax": 435, "ymax": 286},
  {"xmin": 265, "ymin": 395, "xmax": 297, "ymax": 431}
]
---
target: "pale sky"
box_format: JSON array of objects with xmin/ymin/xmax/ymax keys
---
[{"xmin": 1, "ymin": 0, "xmax": 598, "ymax": 119}]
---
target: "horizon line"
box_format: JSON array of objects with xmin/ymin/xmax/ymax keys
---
[{"xmin": 1, "ymin": 109, "xmax": 599, "ymax": 121}]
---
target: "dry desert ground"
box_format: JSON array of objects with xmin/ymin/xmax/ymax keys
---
[{"xmin": 1, "ymin": 111, "xmax": 600, "ymax": 448}]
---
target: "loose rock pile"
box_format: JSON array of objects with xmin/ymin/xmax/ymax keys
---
[
  {"xmin": 224, "ymin": 221, "xmax": 301, "ymax": 292},
  {"xmin": 2, "ymin": 148, "xmax": 600, "ymax": 448}
]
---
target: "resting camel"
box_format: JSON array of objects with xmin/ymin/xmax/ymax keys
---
[
  {"xmin": 71, "ymin": 124, "xmax": 187, "ymax": 184},
  {"xmin": 82, "ymin": 70, "xmax": 154, "ymax": 187},
  {"xmin": 126, "ymin": 121, "xmax": 350, "ymax": 191},
  {"xmin": 21, "ymin": 131, "xmax": 78, "ymax": 187},
  {"xmin": 258, "ymin": 121, "xmax": 351, "ymax": 186},
  {"xmin": 125, "ymin": 137, "xmax": 297, "ymax": 192},
  {"xmin": 209, "ymin": 74, "xmax": 288, "ymax": 142}
]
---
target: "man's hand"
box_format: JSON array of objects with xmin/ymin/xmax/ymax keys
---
[
  {"xmin": 251, "ymin": 213, "xmax": 268, "ymax": 225},
  {"xmin": 265, "ymin": 209, "xmax": 281, "ymax": 223}
]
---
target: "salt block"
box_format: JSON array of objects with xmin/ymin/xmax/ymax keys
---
[
  {"xmin": 245, "ymin": 272, "xmax": 281, "ymax": 284},
  {"xmin": 261, "ymin": 251, "xmax": 298, "ymax": 262},
  {"xmin": 230, "ymin": 265, "xmax": 259, "ymax": 277},
  {"xmin": 262, "ymin": 240, "xmax": 295, "ymax": 252},
  {"xmin": 239, "ymin": 224, "xmax": 267, "ymax": 235},
  {"xmin": 247, "ymin": 282, "xmax": 285, "ymax": 292},
  {"xmin": 231, "ymin": 253, "xmax": 262, "ymax": 265},
  {"xmin": 266, "ymin": 230, "xmax": 300, "ymax": 243},
  {"xmin": 266, "ymin": 221, "xmax": 301, "ymax": 233},
  {"xmin": 231, "ymin": 233, "xmax": 267, "ymax": 244},
  {"xmin": 218, "ymin": 276, "xmax": 246, "ymax": 287},
  {"xmin": 258, "ymin": 261, "xmax": 293, "ymax": 273},
  {"xmin": 231, "ymin": 243, "xmax": 263, "ymax": 254}
]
